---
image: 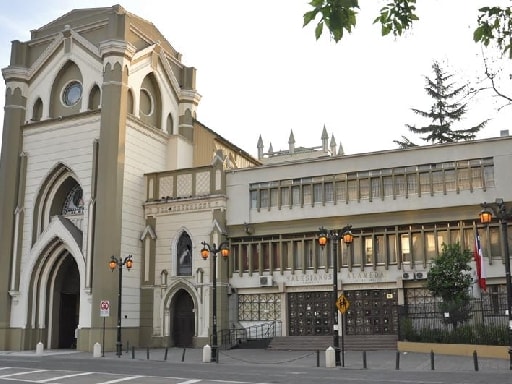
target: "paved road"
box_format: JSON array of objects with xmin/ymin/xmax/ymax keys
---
[{"xmin": 0, "ymin": 348, "xmax": 510, "ymax": 383}]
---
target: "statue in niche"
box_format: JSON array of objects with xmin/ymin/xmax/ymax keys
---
[{"xmin": 177, "ymin": 232, "xmax": 192, "ymax": 276}]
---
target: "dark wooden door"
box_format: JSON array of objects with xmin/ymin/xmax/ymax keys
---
[{"xmin": 173, "ymin": 291, "xmax": 195, "ymax": 347}]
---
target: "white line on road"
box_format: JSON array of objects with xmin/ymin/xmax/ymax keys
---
[
  {"xmin": 35, "ymin": 371, "xmax": 94, "ymax": 383},
  {"xmin": 97, "ymin": 375, "xmax": 144, "ymax": 384}
]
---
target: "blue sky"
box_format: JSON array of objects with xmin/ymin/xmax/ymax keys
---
[{"xmin": 1, "ymin": 1, "xmax": 511, "ymax": 157}]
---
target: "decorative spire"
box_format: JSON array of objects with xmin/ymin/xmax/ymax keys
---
[
  {"xmin": 268, "ymin": 142, "xmax": 274, "ymax": 155},
  {"xmin": 330, "ymin": 134, "xmax": 336, "ymax": 155},
  {"xmin": 288, "ymin": 130, "xmax": 295, "ymax": 154},
  {"xmin": 257, "ymin": 135, "xmax": 263, "ymax": 160},
  {"xmin": 322, "ymin": 124, "xmax": 328, "ymax": 152},
  {"xmin": 338, "ymin": 143, "xmax": 344, "ymax": 156}
]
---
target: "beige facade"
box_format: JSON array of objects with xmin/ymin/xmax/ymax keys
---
[
  {"xmin": 1, "ymin": 5, "xmax": 510, "ymax": 354},
  {"xmin": 0, "ymin": 5, "xmax": 257, "ymax": 352}
]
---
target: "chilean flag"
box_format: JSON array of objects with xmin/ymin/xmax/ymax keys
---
[{"xmin": 474, "ymin": 231, "xmax": 487, "ymax": 291}]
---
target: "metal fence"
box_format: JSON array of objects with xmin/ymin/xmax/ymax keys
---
[{"xmin": 398, "ymin": 296, "xmax": 509, "ymax": 345}]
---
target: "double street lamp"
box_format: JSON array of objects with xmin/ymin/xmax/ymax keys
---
[
  {"xmin": 479, "ymin": 198, "xmax": 512, "ymax": 369},
  {"xmin": 109, "ymin": 255, "xmax": 133, "ymax": 357},
  {"xmin": 200, "ymin": 241, "xmax": 230, "ymax": 363},
  {"xmin": 318, "ymin": 225, "xmax": 353, "ymax": 367}
]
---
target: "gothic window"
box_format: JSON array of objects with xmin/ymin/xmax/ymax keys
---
[
  {"xmin": 177, "ymin": 232, "xmax": 192, "ymax": 276},
  {"xmin": 62, "ymin": 185, "xmax": 84, "ymax": 215},
  {"xmin": 62, "ymin": 81, "xmax": 83, "ymax": 107}
]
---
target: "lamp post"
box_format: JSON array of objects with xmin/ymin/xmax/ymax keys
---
[
  {"xmin": 318, "ymin": 225, "xmax": 353, "ymax": 367},
  {"xmin": 200, "ymin": 241, "xmax": 230, "ymax": 363},
  {"xmin": 479, "ymin": 199, "xmax": 512, "ymax": 369},
  {"xmin": 109, "ymin": 255, "xmax": 133, "ymax": 357}
]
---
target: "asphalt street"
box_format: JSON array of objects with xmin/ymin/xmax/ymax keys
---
[{"xmin": 0, "ymin": 347, "xmax": 510, "ymax": 384}]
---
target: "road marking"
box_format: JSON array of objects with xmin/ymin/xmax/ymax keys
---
[
  {"xmin": 177, "ymin": 380, "xmax": 202, "ymax": 384},
  {"xmin": 35, "ymin": 371, "xmax": 94, "ymax": 383},
  {"xmin": 0, "ymin": 369, "xmax": 47, "ymax": 378},
  {"xmin": 98, "ymin": 375, "xmax": 144, "ymax": 383}
]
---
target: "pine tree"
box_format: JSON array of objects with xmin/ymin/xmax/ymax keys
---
[{"xmin": 406, "ymin": 61, "xmax": 487, "ymax": 144}]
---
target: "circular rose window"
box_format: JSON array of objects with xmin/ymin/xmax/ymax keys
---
[{"xmin": 62, "ymin": 81, "xmax": 83, "ymax": 106}]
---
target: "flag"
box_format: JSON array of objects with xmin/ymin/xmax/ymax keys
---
[{"xmin": 474, "ymin": 231, "xmax": 487, "ymax": 291}]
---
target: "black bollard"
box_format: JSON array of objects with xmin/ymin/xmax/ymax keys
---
[
  {"xmin": 473, "ymin": 350, "xmax": 479, "ymax": 371},
  {"xmin": 430, "ymin": 350, "xmax": 435, "ymax": 370},
  {"xmin": 182, "ymin": 348, "xmax": 186, "ymax": 362},
  {"xmin": 316, "ymin": 350, "xmax": 320, "ymax": 367},
  {"xmin": 363, "ymin": 351, "xmax": 367, "ymax": 369},
  {"xmin": 147, "ymin": 346, "xmax": 150, "ymax": 360},
  {"xmin": 164, "ymin": 347, "xmax": 168, "ymax": 361},
  {"xmin": 395, "ymin": 351, "xmax": 400, "ymax": 370},
  {"xmin": 131, "ymin": 346, "xmax": 135, "ymax": 359}
]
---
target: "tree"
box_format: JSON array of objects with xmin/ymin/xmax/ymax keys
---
[
  {"xmin": 392, "ymin": 135, "xmax": 417, "ymax": 149},
  {"xmin": 426, "ymin": 243, "xmax": 473, "ymax": 330},
  {"xmin": 404, "ymin": 61, "xmax": 487, "ymax": 144},
  {"xmin": 304, "ymin": 1, "xmax": 511, "ymax": 59}
]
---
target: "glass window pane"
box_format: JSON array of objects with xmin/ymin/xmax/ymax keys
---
[
  {"xmin": 419, "ymin": 172, "xmax": 430, "ymax": 194},
  {"xmin": 383, "ymin": 176, "xmax": 393, "ymax": 197},
  {"xmin": 490, "ymin": 226, "xmax": 501, "ymax": 258},
  {"xmin": 348, "ymin": 180, "xmax": 357, "ymax": 201},
  {"xmin": 251, "ymin": 244, "xmax": 259, "ymax": 271},
  {"xmin": 281, "ymin": 187, "xmax": 290, "ymax": 207},
  {"xmin": 401, "ymin": 234, "xmax": 410, "ymax": 263},
  {"xmin": 304, "ymin": 239, "xmax": 314, "ymax": 268},
  {"xmin": 445, "ymin": 169, "xmax": 456, "ymax": 191},
  {"xmin": 412, "ymin": 233, "xmax": 423, "ymax": 262},
  {"xmin": 270, "ymin": 188, "xmax": 278, "ymax": 207},
  {"xmin": 260, "ymin": 190, "xmax": 269, "ymax": 209},
  {"xmin": 250, "ymin": 190, "xmax": 258, "ymax": 208},
  {"xmin": 262, "ymin": 242, "xmax": 270, "ymax": 270},
  {"xmin": 325, "ymin": 183, "xmax": 334, "ymax": 202},
  {"xmin": 360, "ymin": 178, "xmax": 370, "ymax": 200},
  {"xmin": 303, "ymin": 185, "xmax": 312, "ymax": 205},
  {"xmin": 272, "ymin": 242, "xmax": 280, "ymax": 270},
  {"xmin": 432, "ymin": 171, "xmax": 443, "ymax": 193},
  {"xmin": 292, "ymin": 186, "xmax": 300, "ymax": 206},
  {"xmin": 293, "ymin": 240, "xmax": 303, "ymax": 269},
  {"xmin": 371, "ymin": 177, "xmax": 381, "ymax": 199},
  {"xmin": 388, "ymin": 234, "xmax": 397, "ymax": 264},
  {"xmin": 375, "ymin": 235, "xmax": 385, "ymax": 264},
  {"xmin": 352, "ymin": 237, "xmax": 361, "ymax": 266},
  {"xmin": 364, "ymin": 237, "xmax": 373, "ymax": 265},
  {"xmin": 313, "ymin": 184, "xmax": 323, "ymax": 203},
  {"xmin": 336, "ymin": 181, "xmax": 346, "ymax": 202}
]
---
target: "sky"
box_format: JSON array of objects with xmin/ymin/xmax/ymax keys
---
[{"xmin": 0, "ymin": 0, "xmax": 511, "ymax": 158}]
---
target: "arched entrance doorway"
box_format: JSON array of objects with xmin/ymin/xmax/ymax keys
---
[
  {"xmin": 172, "ymin": 290, "xmax": 195, "ymax": 347},
  {"xmin": 49, "ymin": 254, "xmax": 80, "ymax": 349}
]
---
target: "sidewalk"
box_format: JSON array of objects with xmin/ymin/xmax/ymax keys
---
[
  {"xmin": 74, "ymin": 347, "xmax": 512, "ymax": 372},
  {"xmin": 1, "ymin": 347, "xmax": 510, "ymax": 372}
]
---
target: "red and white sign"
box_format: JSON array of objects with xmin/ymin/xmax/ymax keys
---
[{"xmin": 100, "ymin": 300, "xmax": 110, "ymax": 317}]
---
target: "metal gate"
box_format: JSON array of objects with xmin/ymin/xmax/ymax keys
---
[
  {"xmin": 288, "ymin": 291, "xmax": 333, "ymax": 336},
  {"xmin": 288, "ymin": 289, "xmax": 398, "ymax": 336},
  {"xmin": 345, "ymin": 289, "xmax": 398, "ymax": 335}
]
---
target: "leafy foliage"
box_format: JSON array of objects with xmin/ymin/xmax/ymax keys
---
[
  {"xmin": 392, "ymin": 135, "xmax": 417, "ymax": 149},
  {"xmin": 405, "ymin": 62, "xmax": 487, "ymax": 144},
  {"xmin": 474, "ymin": 6, "xmax": 512, "ymax": 59},
  {"xmin": 304, "ymin": 1, "xmax": 512, "ymax": 59},
  {"xmin": 426, "ymin": 243, "xmax": 473, "ymax": 329}
]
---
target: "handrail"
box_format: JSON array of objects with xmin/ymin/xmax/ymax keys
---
[{"xmin": 217, "ymin": 320, "xmax": 282, "ymax": 349}]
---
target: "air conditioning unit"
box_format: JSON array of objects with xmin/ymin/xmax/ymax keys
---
[
  {"xmin": 259, "ymin": 276, "xmax": 273, "ymax": 287},
  {"xmin": 402, "ymin": 272, "xmax": 413, "ymax": 280},
  {"xmin": 415, "ymin": 272, "xmax": 427, "ymax": 280}
]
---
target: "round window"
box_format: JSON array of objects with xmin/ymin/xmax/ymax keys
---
[{"xmin": 62, "ymin": 81, "xmax": 83, "ymax": 106}]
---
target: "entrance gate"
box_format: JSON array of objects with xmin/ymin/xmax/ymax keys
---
[{"xmin": 288, "ymin": 289, "xmax": 398, "ymax": 336}]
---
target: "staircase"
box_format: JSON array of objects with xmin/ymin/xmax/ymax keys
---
[{"xmin": 267, "ymin": 335, "xmax": 397, "ymax": 351}]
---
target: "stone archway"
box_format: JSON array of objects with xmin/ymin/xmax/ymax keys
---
[{"xmin": 171, "ymin": 289, "xmax": 195, "ymax": 347}]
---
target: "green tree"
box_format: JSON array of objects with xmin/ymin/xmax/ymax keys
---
[
  {"xmin": 426, "ymin": 243, "xmax": 473, "ymax": 330},
  {"xmin": 304, "ymin": 1, "xmax": 511, "ymax": 59},
  {"xmin": 392, "ymin": 135, "xmax": 417, "ymax": 149},
  {"xmin": 404, "ymin": 61, "xmax": 487, "ymax": 144}
]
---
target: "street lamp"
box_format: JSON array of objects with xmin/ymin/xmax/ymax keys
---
[
  {"xmin": 479, "ymin": 199, "xmax": 512, "ymax": 369},
  {"xmin": 109, "ymin": 255, "xmax": 133, "ymax": 357},
  {"xmin": 200, "ymin": 241, "xmax": 230, "ymax": 363},
  {"xmin": 318, "ymin": 225, "xmax": 353, "ymax": 367}
]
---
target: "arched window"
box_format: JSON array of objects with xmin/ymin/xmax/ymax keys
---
[
  {"xmin": 177, "ymin": 232, "xmax": 192, "ymax": 276},
  {"xmin": 62, "ymin": 185, "xmax": 84, "ymax": 215}
]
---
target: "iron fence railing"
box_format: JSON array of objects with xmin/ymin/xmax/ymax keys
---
[
  {"xmin": 398, "ymin": 298, "xmax": 509, "ymax": 346},
  {"xmin": 217, "ymin": 320, "xmax": 282, "ymax": 349}
]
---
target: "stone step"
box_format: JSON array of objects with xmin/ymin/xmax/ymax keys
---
[{"xmin": 267, "ymin": 335, "xmax": 397, "ymax": 351}]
